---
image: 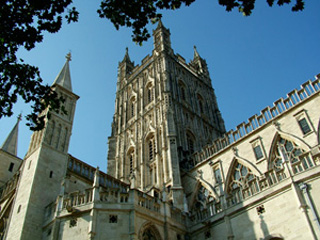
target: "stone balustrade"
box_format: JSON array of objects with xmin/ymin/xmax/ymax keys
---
[
  {"xmin": 187, "ymin": 78, "xmax": 320, "ymax": 169},
  {"xmin": 136, "ymin": 191, "xmax": 161, "ymax": 213},
  {"xmin": 190, "ymin": 156, "xmax": 319, "ymax": 224}
]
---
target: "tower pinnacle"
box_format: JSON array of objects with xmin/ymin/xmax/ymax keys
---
[
  {"xmin": 53, "ymin": 53, "xmax": 73, "ymax": 91},
  {"xmin": 1, "ymin": 115, "xmax": 21, "ymax": 156}
]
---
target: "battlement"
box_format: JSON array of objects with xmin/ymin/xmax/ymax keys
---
[
  {"xmin": 67, "ymin": 155, "xmax": 129, "ymax": 189},
  {"xmin": 187, "ymin": 76, "xmax": 320, "ymax": 169}
]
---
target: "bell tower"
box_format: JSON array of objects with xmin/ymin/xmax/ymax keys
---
[
  {"xmin": 107, "ymin": 21, "xmax": 226, "ymax": 210},
  {"xmin": 5, "ymin": 53, "xmax": 79, "ymax": 240}
]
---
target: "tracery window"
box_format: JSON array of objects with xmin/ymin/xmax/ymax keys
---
[
  {"xmin": 129, "ymin": 97, "xmax": 136, "ymax": 119},
  {"xmin": 127, "ymin": 149, "xmax": 135, "ymax": 175},
  {"xmin": 146, "ymin": 83, "xmax": 154, "ymax": 104},
  {"xmin": 179, "ymin": 81, "xmax": 186, "ymax": 101},
  {"xmin": 186, "ymin": 132, "xmax": 195, "ymax": 154},
  {"xmin": 228, "ymin": 162, "xmax": 259, "ymax": 203},
  {"xmin": 148, "ymin": 136, "xmax": 155, "ymax": 161},
  {"xmin": 142, "ymin": 228, "xmax": 157, "ymax": 240},
  {"xmin": 271, "ymin": 137, "xmax": 314, "ymax": 174},
  {"xmin": 193, "ymin": 185, "xmax": 215, "ymax": 210},
  {"xmin": 197, "ymin": 94, "xmax": 204, "ymax": 114}
]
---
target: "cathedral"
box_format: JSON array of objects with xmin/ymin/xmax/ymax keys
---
[{"xmin": 1, "ymin": 21, "xmax": 320, "ymax": 240}]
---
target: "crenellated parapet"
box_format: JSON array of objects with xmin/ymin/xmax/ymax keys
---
[{"xmin": 183, "ymin": 76, "xmax": 320, "ymax": 170}]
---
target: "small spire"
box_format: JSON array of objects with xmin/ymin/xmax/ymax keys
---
[
  {"xmin": 1, "ymin": 115, "xmax": 21, "ymax": 156},
  {"xmin": 122, "ymin": 47, "xmax": 131, "ymax": 63},
  {"xmin": 193, "ymin": 45, "xmax": 200, "ymax": 59},
  {"xmin": 66, "ymin": 52, "xmax": 72, "ymax": 62},
  {"xmin": 157, "ymin": 18, "xmax": 163, "ymax": 29},
  {"xmin": 53, "ymin": 53, "xmax": 73, "ymax": 91}
]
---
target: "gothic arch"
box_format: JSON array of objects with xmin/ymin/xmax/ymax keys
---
[
  {"xmin": 224, "ymin": 157, "xmax": 262, "ymax": 202},
  {"xmin": 188, "ymin": 179, "xmax": 219, "ymax": 211},
  {"xmin": 197, "ymin": 93, "xmax": 205, "ymax": 113},
  {"xmin": 264, "ymin": 234, "xmax": 284, "ymax": 240},
  {"xmin": 126, "ymin": 147, "xmax": 135, "ymax": 177},
  {"xmin": 178, "ymin": 80, "xmax": 187, "ymax": 101},
  {"xmin": 186, "ymin": 130, "xmax": 196, "ymax": 154},
  {"xmin": 138, "ymin": 222, "xmax": 162, "ymax": 240},
  {"xmin": 145, "ymin": 81, "xmax": 154, "ymax": 104},
  {"xmin": 224, "ymin": 157, "xmax": 262, "ymax": 193},
  {"xmin": 267, "ymin": 132, "xmax": 311, "ymax": 171},
  {"xmin": 128, "ymin": 96, "xmax": 136, "ymax": 119}
]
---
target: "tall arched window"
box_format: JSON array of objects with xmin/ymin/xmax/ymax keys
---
[
  {"xmin": 271, "ymin": 137, "xmax": 314, "ymax": 174},
  {"xmin": 146, "ymin": 134, "xmax": 156, "ymax": 162},
  {"xmin": 148, "ymin": 137, "xmax": 155, "ymax": 161},
  {"xmin": 187, "ymin": 132, "xmax": 195, "ymax": 154},
  {"xmin": 128, "ymin": 97, "xmax": 136, "ymax": 119},
  {"xmin": 227, "ymin": 162, "xmax": 259, "ymax": 204},
  {"xmin": 178, "ymin": 81, "xmax": 186, "ymax": 101},
  {"xmin": 145, "ymin": 83, "xmax": 154, "ymax": 104},
  {"xmin": 127, "ymin": 149, "xmax": 135, "ymax": 175},
  {"xmin": 197, "ymin": 94, "xmax": 204, "ymax": 114}
]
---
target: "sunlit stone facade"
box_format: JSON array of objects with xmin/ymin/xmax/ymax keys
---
[{"xmin": 1, "ymin": 22, "xmax": 320, "ymax": 240}]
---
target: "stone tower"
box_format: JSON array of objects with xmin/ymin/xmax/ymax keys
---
[
  {"xmin": 107, "ymin": 21, "xmax": 226, "ymax": 208},
  {"xmin": 5, "ymin": 54, "xmax": 79, "ymax": 240},
  {"xmin": 0, "ymin": 115, "xmax": 22, "ymax": 186}
]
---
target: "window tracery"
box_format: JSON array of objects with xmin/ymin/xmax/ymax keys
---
[
  {"xmin": 187, "ymin": 132, "xmax": 195, "ymax": 154},
  {"xmin": 227, "ymin": 162, "xmax": 259, "ymax": 203},
  {"xmin": 192, "ymin": 184, "xmax": 215, "ymax": 211},
  {"xmin": 145, "ymin": 83, "xmax": 154, "ymax": 104},
  {"xmin": 271, "ymin": 137, "xmax": 314, "ymax": 174}
]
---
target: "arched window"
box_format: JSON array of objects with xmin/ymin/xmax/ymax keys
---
[
  {"xmin": 271, "ymin": 137, "xmax": 314, "ymax": 174},
  {"xmin": 127, "ymin": 149, "xmax": 135, "ymax": 176},
  {"xmin": 140, "ymin": 225, "xmax": 161, "ymax": 240},
  {"xmin": 148, "ymin": 137, "xmax": 155, "ymax": 161},
  {"xmin": 178, "ymin": 81, "xmax": 186, "ymax": 101},
  {"xmin": 128, "ymin": 97, "xmax": 136, "ymax": 119},
  {"xmin": 197, "ymin": 94, "xmax": 204, "ymax": 114},
  {"xmin": 227, "ymin": 162, "xmax": 259, "ymax": 204},
  {"xmin": 186, "ymin": 132, "xmax": 195, "ymax": 154},
  {"xmin": 145, "ymin": 83, "xmax": 154, "ymax": 104}
]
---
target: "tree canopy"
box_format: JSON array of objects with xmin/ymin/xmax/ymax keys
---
[{"xmin": 0, "ymin": 0, "xmax": 304, "ymax": 130}]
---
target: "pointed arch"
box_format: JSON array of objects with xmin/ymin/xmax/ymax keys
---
[
  {"xmin": 128, "ymin": 96, "xmax": 136, "ymax": 119},
  {"xmin": 145, "ymin": 81, "xmax": 154, "ymax": 105},
  {"xmin": 268, "ymin": 132, "xmax": 314, "ymax": 173},
  {"xmin": 186, "ymin": 130, "xmax": 196, "ymax": 154},
  {"xmin": 138, "ymin": 222, "xmax": 162, "ymax": 240},
  {"xmin": 178, "ymin": 80, "xmax": 187, "ymax": 101},
  {"xmin": 224, "ymin": 156, "xmax": 262, "ymax": 191},
  {"xmin": 126, "ymin": 147, "xmax": 135, "ymax": 177},
  {"xmin": 225, "ymin": 158, "xmax": 261, "ymax": 204},
  {"xmin": 188, "ymin": 179, "xmax": 219, "ymax": 211}
]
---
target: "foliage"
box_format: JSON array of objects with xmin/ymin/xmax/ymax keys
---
[
  {"xmin": 0, "ymin": 0, "xmax": 78, "ymax": 130},
  {"xmin": 1, "ymin": 0, "xmax": 304, "ymax": 130},
  {"xmin": 98, "ymin": 0, "xmax": 304, "ymax": 44}
]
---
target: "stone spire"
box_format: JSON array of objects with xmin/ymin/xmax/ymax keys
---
[
  {"xmin": 122, "ymin": 47, "xmax": 132, "ymax": 63},
  {"xmin": 53, "ymin": 53, "xmax": 73, "ymax": 91},
  {"xmin": 1, "ymin": 114, "xmax": 21, "ymax": 156},
  {"xmin": 153, "ymin": 19, "xmax": 172, "ymax": 53},
  {"xmin": 193, "ymin": 45, "xmax": 200, "ymax": 59}
]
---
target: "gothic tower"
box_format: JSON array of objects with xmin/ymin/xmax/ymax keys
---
[
  {"xmin": 5, "ymin": 54, "xmax": 79, "ymax": 240},
  {"xmin": 0, "ymin": 115, "xmax": 22, "ymax": 186},
  {"xmin": 107, "ymin": 21, "xmax": 225, "ymax": 208}
]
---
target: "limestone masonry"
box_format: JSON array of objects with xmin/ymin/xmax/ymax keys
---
[{"xmin": 1, "ymin": 21, "xmax": 320, "ymax": 240}]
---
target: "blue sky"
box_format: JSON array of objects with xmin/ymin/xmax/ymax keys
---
[{"xmin": 1, "ymin": 0, "xmax": 319, "ymax": 172}]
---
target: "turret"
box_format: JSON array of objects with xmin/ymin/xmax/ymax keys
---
[
  {"xmin": 153, "ymin": 19, "xmax": 173, "ymax": 55},
  {"xmin": 5, "ymin": 53, "xmax": 79, "ymax": 240},
  {"xmin": 0, "ymin": 115, "xmax": 22, "ymax": 186}
]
